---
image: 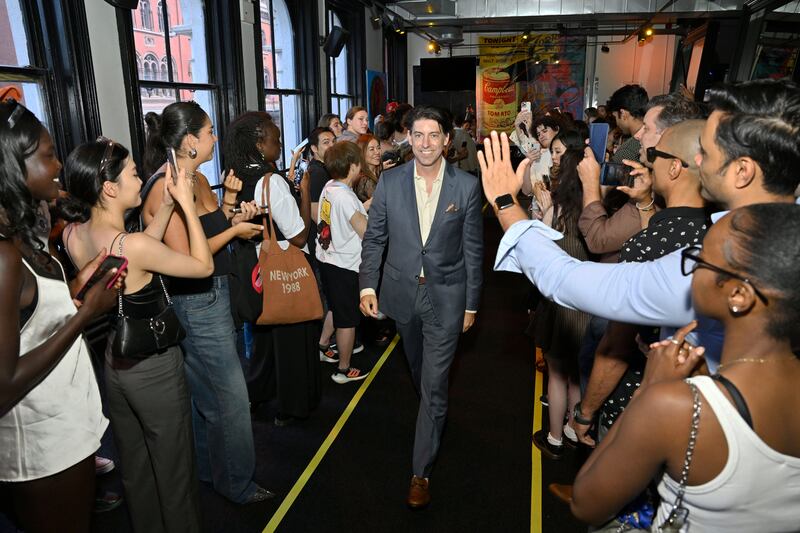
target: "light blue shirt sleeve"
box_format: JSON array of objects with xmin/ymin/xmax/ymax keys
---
[
  {"xmin": 495, "ymin": 220, "xmax": 696, "ymax": 327},
  {"xmin": 495, "ymin": 219, "xmax": 726, "ymax": 370}
]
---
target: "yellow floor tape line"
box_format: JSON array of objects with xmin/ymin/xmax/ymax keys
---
[
  {"xmin": 531, "ymin": 351, "xmax": 544, "ymax": 533},
  {"xmin": 263, "ymin": 335, "xmax": 401, "ymax": 533}
]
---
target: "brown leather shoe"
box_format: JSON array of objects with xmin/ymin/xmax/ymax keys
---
[
  {"xmin": 548, "ymin": 483, "xmax": 573, "ymax": 504},
  {"xmin": 406, "ymin": 475, "xmax": 430, "ymax": 509}
]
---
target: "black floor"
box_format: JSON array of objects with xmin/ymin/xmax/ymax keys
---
[{"xmin": 1, "ymin": 215, "xmax": 588, "ymax": 533}]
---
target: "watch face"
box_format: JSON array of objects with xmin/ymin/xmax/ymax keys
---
[{"xmin": 495, "ymin": 193, "xmax": 515, "ymax": 210}]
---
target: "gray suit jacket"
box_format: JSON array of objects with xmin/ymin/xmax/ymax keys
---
[{"xmin": 359, "ymin": 160, "xmax": 483, "ymax": 334}]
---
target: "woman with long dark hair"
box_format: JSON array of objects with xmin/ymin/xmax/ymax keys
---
[
  {"xmin": 140, "ymin": 101, "xmax": 272, "ymax": 504},
  {"xmin": 0, "ymin": 101, "xmax": 120, "ymax": 533},
  {"xmin": 62, "ymin": 138, "xmax": 214, "ymax": 532},
  {"xmin": 353, "ymin": 133, "xmax": 382, "ymax": 203},
  {"xmin": 224, "ymin": 111, "xmax": 320, "ymax": 426},
  {"xmin": 572, "ymin": 204, "xmax": 800, "ymax": 531},
  {"xmin": 532, "ymin": 133, "xmax": 591, "ymax": 460}
]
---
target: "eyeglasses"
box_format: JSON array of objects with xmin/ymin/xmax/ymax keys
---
[
  {"xmin": 96, "ymin": 136, "xmax": 115, "ymax": 176},
  {"xmin": 647, "ymin": 146, "xmax": 689, "ymax": 168},
  {"xmin": 680, "ymin": 245, "xmax": 769, "ymax": 305}
]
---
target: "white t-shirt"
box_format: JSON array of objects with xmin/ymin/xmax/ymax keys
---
[
  {"xmin": 315, "ymin": 180, "xmax": 366, "ymax": 272},
  {"xmin": 253, "ymin": 173, "xmax": 308, "ymax": 253}
]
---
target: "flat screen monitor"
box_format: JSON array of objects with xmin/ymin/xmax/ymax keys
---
[{"xmin": 420, "ymin": 57, "xmax": 478, "ymax": 92}]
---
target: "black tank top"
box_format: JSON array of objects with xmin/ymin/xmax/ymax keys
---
[{"xmin": 169, "ymin": 209, "xmax": 232, "ymax": 295}]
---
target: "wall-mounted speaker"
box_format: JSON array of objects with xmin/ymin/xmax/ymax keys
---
[
  {"xmin": 323, "ymin": 25, "xmax": 350, "ymax": 58},
  {"xmin": 105, "ymin": 0, "xmax": 139, "ymax": 9}
]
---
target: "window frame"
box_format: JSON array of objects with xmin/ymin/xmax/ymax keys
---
[
  {"xmin": 0, "ymin": 0, "xmax": 102, "ymax": 159},
  {"xmin": 253, "ymin": 0, "xmax": 320, "ymax": 157},
  {"xmin": 325, "ymin": 0, "xmax": 366, "ymax": 117},
  {"xmin": 116, "ymin": 0, "xmax": 245, "ymax": 172}
]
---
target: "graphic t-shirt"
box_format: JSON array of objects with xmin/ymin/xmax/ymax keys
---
[{"xmin": 315, "ymin": 180, "xmax": 366, "ymax": 273}]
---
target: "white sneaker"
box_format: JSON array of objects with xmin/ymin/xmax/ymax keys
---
[{"xmin": 331, "ymin": 367, "xmax": 369, "ymax": 384}]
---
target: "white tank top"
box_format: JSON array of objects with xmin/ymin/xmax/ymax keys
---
[
  {"xmin": 0, "ymin": 256, "xmax": 108, "ymax": 481},
  {"xmin": 655, "ymin": 375, "xmax": 800, "ymax": 532}
]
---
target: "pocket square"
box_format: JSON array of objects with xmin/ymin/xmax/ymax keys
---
[{"xmin": 445, "ymin": 203, "xmax": 459, "ymax": 213}]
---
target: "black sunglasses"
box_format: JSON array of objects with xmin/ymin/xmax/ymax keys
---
[
  {"xmin": 96, "ymin": 136, "xmax": 115, "ymax": 176},
  {"xmin": 680, "ymin": 245, "xmax": 769, "ymax": 305},
  {"xmin": 647, "ymin": 146, "xmax": 689, "ymax": 168}
]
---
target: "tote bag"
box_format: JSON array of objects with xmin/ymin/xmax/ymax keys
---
[{"xmin": 255, "ymin": 175, "xmax": 323, "ymax": 325}]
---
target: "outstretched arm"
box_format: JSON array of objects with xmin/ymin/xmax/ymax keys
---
[{"xmin": 481, "ymin": 131, "xmax": 696, "ymax": 328}]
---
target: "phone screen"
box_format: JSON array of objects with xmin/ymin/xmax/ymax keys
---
[
  {"xmin": 600, "ymin": 162, "xmax": 634, "ymax": 187},
  {"xmin": 166, "ymin": 148, "xmax": 179, "ymax": 184},
  {"xmin": 75, "ymin": 255, "xmax": 128, "ymax": 301},
  {"xmin": 588, "ymin": 123, "xmax": 609, "ymax": 163},
  {"xmin": 520, "ymin": 101, "xmax": 531, "ymax": 113}
]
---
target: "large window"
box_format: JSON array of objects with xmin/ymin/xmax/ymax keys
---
[
  {"xmin": 327, "ymin": 9, "xmax": 354, "ymax": 118},
  {"xmin": 260, "ymin": 0, "xmax": 301, "ymax": 167},
  {"xmin": 132, "ymin": 0, "xmax": 220, "ymax": 180},
  {"xmin": 0, "ymin": 0, "xmax": 48, "ymax": 122}
]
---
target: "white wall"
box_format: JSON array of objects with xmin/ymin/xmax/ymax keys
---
[
  {"xmin": 406, "ymin": 32, "xmax": 677, "ymax": 107},
  {"xmin": 594, "ymin": 35, "xmax": 677, "ymax": 104},
  {"xmin": 85, "ymin": 0, "xmax": 131, "ymax": 148}
]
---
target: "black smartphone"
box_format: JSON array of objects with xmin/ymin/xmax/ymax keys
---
[
  {"xmin": 75, "ymin": 255, "xmax": 128, "ymax": 301},
  {"xmin": 166, "ymin": 148, "xmax": 179, "ymax": 184},
  {"xmin": 600, "ymin": 162, "xmax": 635, "ymax": 187},
  {"xmin": 293, "ymin": 159, "xmax": 309, "ymax": 188}
]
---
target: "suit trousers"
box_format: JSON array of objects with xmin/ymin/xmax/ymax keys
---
[
  {"xmin": 394, "ymin": 283, "xmax": 460, "ymax": 478},
  {"xmin": 104, "ymin": 346, "xmax": 201, "ymax": 533}
]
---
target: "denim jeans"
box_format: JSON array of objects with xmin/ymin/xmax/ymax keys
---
[
  {"xmin": 577, "ymin": 315, "xmax": 609, "ymax": 395},
  {"xmin": 171, "ymin": 275, "xmax": 258, "ymax": 503}
]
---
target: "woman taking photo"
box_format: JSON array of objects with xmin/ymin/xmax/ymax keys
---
[
  {"xmin": 531, "ymin": 132, "xmax": 591, "ymax": 460},
  {"xmin": 225, "ymin": 111, "xmax": 320, "ymax": 426},
  {"xmin": 337, "ymin": 106, "xmax": 369, "ymax": 143},
  {"xmin": 0, "ymin": 101, "xmax": 119, "ymax": 533},
  {"xmin": 140, "ymin": 101, "xmax": 271, "ymax": 504},
  {"xmin": 572, "ymin": 204, "xmax": 800, "ymax": 531},
  {"xmin": 62, "ymin": 139, "xmax": 213, "ymax": 532}
]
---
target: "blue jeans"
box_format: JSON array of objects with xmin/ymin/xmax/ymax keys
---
[{"xmin": 172, "ymin": 276, "xmax": 258, "ymax": 503}]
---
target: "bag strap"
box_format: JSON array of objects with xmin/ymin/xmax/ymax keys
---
[
  {"xmin": 261, "ymin": 174, "xmax": 279, "ymax": 248},
  {"xmin": 114, "ymin": 232, "xmax": 172, "ymax": 318},
  {"xmin": 660, "ymin": 380, "xmax": 702, "ymax": 529},
  {"xmin": 711, "ymin": 374, "xmax": 753, "ymax": 429}
]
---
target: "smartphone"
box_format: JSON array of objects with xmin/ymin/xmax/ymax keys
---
[
  {"xmin": 230, "ymin": 205, "xmax": 268, "ymax": 214},
  {"xmin": 293, "ymin": 158, "xmax": 309, "ymax": 187},
  {"xmin": 292, "ymin": 138, "xmax": 309, "ymax": 157},
  {"xmin": 520, "ymin": 101, "xmax": 531, "ymax": 113},
  {"xmin": 75, "ymin": 255, "xmax": 128, "ymax": 301},
  {"xmin": 166, "ymin": 148, "xmax": 179, "ymax": 184},
  {"xmin": 600, "ymin": 162, "xmax": 635, "ymax": 187},
  {"xmin": 588, "ymin": 123, "xmax": 610, "ymax": 163}
]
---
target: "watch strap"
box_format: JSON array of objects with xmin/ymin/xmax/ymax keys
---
[{"xmin": 573, "ymin": 402, "xmax": 593, "ymax": 425}]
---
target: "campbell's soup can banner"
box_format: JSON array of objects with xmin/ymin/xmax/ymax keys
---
[{"xmin": 476, "ymin": 34, "xmax": 587, "ymax": 141}]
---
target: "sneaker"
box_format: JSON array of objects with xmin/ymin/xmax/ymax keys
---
[
  {"xmin": 319, "ymin": 345, "xmax": 339, "ymax": 363},
  {"xmin": 94, "ymin": 491, "xmax": 123, "ymax": 513},
  {"xmin": 532, "ymin": 430, "xmax": 566, "ymax": 460},
  {"xmin": 95, "ymin": 455, "xmax": 115, "ymax": 475},
  {"xmin": 331, "ymin": 367, "xmax": 369, "ymax": 384},
  {"xmin": 329, "ymin": 342, "xmax": 364, "ymax": 354},
  {"xmin": 244, "ymin": 485, "xmax": 277, "ymax": 504},
  {"xmin": 539, "ymin": 394, "xmax": 549, "ymax": 407}
]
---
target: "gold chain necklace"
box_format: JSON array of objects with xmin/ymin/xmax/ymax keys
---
[{"xmin": 717, "ymin": 355, "xmax": 796, "ymax": 371}]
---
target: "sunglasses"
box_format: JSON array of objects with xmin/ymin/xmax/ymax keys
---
[
  {"xmin": 680, "ymin": 245, "xmax": 769, "ymax": 305},
  {"xmin": 647, "ymin": 146, "xmax": 689, "ymax": 168},
  {"xmin": 96, "ymin": 136, "xmax": 115, "ymax": 176}
]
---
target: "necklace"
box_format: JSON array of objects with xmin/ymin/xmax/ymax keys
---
[
  {"xmin": 717, "ymin": 355, "xmax": 796, "ymax": 371},
  {"xmin": 185, "ymin": 170, "xmax": 197, "ymax": 185}
]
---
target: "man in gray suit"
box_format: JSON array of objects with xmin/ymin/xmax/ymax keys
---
[{"xmin": 359, "ymin": 105, "xmax": 483, "ymax": 509}]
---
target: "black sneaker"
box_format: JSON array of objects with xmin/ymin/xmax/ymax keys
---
[
  {"xmin": 329, "ymin": 342, "xmax": 364, "ymax": 354},
  {"xmin": 94, "ymin": 491, "xmax": 123, "ymax": 513},
  {"xmin": 539, "ymin": 394, "xmax": 549, "ymax": 407},
  {"xmin": 532, "ymin": 430, "xmax": 566, "ymax": 460},
  {"xmin": 319, "ymin": 345, "xmax": 339, "ymax": 363}
]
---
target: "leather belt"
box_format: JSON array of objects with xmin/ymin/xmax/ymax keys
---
[{"xmin": 418, "ymin": 276, "xmax": 426, "ymax": 285}]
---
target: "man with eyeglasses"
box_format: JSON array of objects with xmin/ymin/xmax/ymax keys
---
[
  {"xmin": 570, "ymin": 119, "xmax": 710, "ymax": 447},
  {"xmin": 480, "ymin": 78, "xmax": 800, "ymax": 375}
]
